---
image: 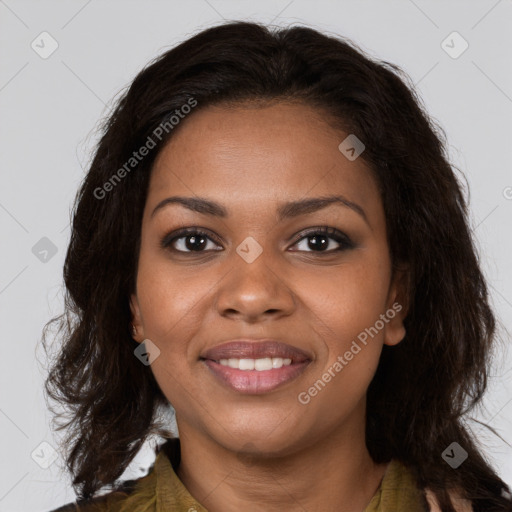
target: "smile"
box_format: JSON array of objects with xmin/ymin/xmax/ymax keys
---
[
  {"xmin": 201, "ymin": 358, "xmax": 310, "ymax": 394},
  {"xmin": 217, "ymin": 357, "xmax": 292, "ymax": 370}
]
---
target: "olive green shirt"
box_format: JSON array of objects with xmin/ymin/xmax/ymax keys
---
[{"xmin": 52, "ymin": 439, "xmax": 428, "ymax": 511}]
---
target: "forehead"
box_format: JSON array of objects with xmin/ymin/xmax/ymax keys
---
[{"xmin": 148, "ymin": 101, "xmax": 379, "ymax": 214}]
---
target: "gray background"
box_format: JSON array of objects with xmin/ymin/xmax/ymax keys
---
[{"xmin": 0, "ymin": 1, "xmax": 511, "ymax": 510}]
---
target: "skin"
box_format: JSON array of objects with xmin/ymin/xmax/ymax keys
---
[{"xmin": 130, "ymin": 101, "xmax": 408, "ymax": 512}]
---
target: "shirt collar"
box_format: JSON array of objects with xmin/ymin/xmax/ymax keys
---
[
  {"xmin": 154, "ymin": 438, "xmax": 208, "ymax": 512},
  {"xmin": 151, "ymin": 438, "xmax": 426, "ymax": 512}
]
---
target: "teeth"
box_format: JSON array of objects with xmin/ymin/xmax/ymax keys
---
[{"xmin": 218, "ymin": 357, "xmax": 293, "ymax": 370}]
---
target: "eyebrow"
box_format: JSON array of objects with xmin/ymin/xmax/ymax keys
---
[{"xmin": 151, "ymin": 195, "xmax": 369, "ymax": 225}]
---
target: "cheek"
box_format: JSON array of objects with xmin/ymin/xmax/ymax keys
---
[
  {"xmin": 297, "ymin": 271, "xmax": 386, "ymax": 420},
  {"xmin": 304, "ymin": 255, "xmax": 391, "ymax": 343},
  {"xmin": 299, "ymin": 256, "xmax": 390, "ymax": 408},
  {"xmin": 135, "ymin": 255, "xmax": 209, "ymax": 354},
  {"xmin": 135, "ymin": 261, "xmax": 207, "ymax": 407}
]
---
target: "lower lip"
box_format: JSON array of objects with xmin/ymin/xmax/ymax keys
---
[{"xmin": 202, "ymin": 359, "xmax": 310, "ymax": 394}]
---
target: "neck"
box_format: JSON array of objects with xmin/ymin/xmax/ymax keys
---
[{"xmin": 175, "ymin": 418, "xmax": 388, "ymax": 512}]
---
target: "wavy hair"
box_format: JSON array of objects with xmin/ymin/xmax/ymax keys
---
[{"xmin": 42, "ymin": 21, "xmax": 512, "ymax": 511}]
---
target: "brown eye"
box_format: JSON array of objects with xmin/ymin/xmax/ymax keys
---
[
  {"xmin": 290, "ymin": 227, "xmax": 354, "ymax": 253},
  {"xmin": 161, "ymin": 228, "xmax": 222, "ymax": 253}
]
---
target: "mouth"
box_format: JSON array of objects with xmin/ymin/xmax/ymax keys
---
[{"xmin": 199, "ymin": 340, "xmax": 312, "ymax": 394}]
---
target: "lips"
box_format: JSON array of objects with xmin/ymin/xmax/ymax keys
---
[
  {"xmin": 199, "ymin": 339, "xmax": 312, "ymax": 394},
  {"xmin": 200, "ymin": 339, "xmax": 311, "ymax": 364}
]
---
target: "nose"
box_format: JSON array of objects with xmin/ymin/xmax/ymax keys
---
[{"xmin": 214, "ymin": 245, "xmax": 296, "ymax": 323}]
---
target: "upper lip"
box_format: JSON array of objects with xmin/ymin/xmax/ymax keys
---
[{"xmin": 200, "ymin": 339, "xmax": 312, "ymax": 363}]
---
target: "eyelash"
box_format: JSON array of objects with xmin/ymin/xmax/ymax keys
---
[{"xmin": 160, "ymin": 226, "xmax": 354, "ymax": 255}]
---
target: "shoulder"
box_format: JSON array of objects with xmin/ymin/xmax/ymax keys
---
[
  {"xmin": 425, "ymin": 488, "xmax": 473, "ymax": 512},
  {"xmin": 48, "ymin": 476, "xmax": 146, "ymax": 511},
  {"xmin": 49, "ymin": 439, "xmax": 178, "ymax": 512},
  {"xmin": 386, "ymin": 459, "xmax": 473, "ymax": 512},
  {"xmin": 49, "ymin": 491, "xmax": 132, "ymax": 512}
]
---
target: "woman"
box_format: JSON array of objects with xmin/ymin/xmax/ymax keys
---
[{"xmin": 44, "ymin": 21, "xmax": 512, "ymax": 512}]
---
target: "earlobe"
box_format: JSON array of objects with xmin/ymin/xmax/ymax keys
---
[
  {"xmin": 129, "ymin": 293, "xmax": 144, "ymax": 342},
  {"xmin": 383, "ymin": 317, "xmax": 406, "ymax": 347},
  {"xmin": 383, "ymin": 266, "xmax": 410, "ymax": 347}
]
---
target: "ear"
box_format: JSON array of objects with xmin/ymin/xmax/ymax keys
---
[
  {"xmin": 129, "ymin": 293, "xmax": 144, "ymax": 343},
  {"xmin": 383, "ymin": 265, "xmax": 410, "ymax": 347}
]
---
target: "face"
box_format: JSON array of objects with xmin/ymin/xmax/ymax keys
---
[{"xmin": 130, "ymin": 101, "xmax": 407, "ymax": 457}]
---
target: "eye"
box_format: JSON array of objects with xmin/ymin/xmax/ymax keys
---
[
  {"xmin": 290, "ymin": 226, "xmax": 354, "ymax": 253},
  {"xmin": 160, "ymin": 227, "xmax": 222, "ymax": 253},
  {"xmin": 160, "ymin": 226, "xmax": 354, "ymax": 255}
]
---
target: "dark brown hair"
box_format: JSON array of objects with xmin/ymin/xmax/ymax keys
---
[{"xmin": 42, "ymin": 21, "xmax": 512, "ymax": 511}]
